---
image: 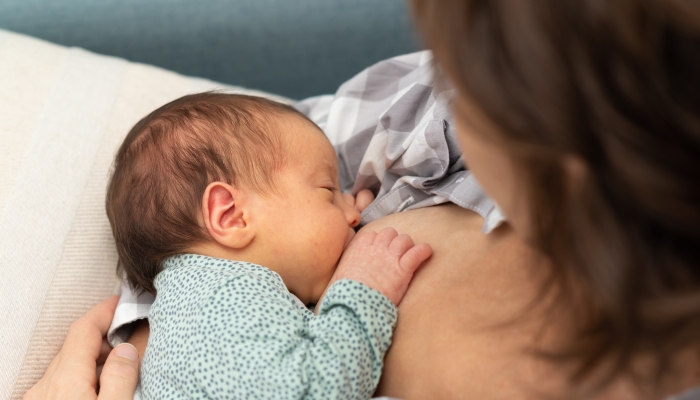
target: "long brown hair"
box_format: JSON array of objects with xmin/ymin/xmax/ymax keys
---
[{"xmin": 412, "ymin": 0, "xmax": 700, "ymax": 394}]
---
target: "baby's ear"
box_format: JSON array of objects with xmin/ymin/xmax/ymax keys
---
[{"xmin": 202, "ymin": 182, "xmax": 254, "ymax": 249}]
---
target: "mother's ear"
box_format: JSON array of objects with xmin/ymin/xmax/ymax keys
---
[
  {"xmin": 562, "ymin": 154, "xmax": 588, "ymax": 198},
  {"xmin": 202, "ymin": 182, "xmax": 255, "ymax": 249}
]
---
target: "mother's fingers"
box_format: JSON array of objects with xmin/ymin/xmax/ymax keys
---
[
  {"xmin": 60, "ymin": 296, "xmax": 119, "ymax": 376},
  {"xmin": 96, "ymin": 337, "xmax": 114, "ymax": 366},
  {"xmin": 82, "ymin": 295, "xmax": 120, "ymax": 333},
  {"xmin": 97, "ymin": 344, "xmax": 139, "ymax": 400},
  {"xmin": 24, "ymin": 296, "xmax": 122, "ymax": 400}
]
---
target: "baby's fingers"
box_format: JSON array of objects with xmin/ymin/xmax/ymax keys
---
[
  {"xmin": 399, "ymin": 243, "xmax": 433, "ymax": 273},
  {"xmin": 353, "ymin": 229, "xmax": 377, "ymax": 248},
  {"xmin": 342, "ymin": 192, "xmax": 355, "ymax": 208},
  {"xmin": 388, "ymin": 234, "xmax": 415, "ymax": 256},
  {"xmin": 375, "ymin": 227, "xmax": 399, "ymax": 246},
  {"xmin": 354, "ymin": 189, "xmax": 375, "ymax": 212}
]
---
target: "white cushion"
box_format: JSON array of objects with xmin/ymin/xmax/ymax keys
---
[{"xmin": 0, "ymin": 29, "xmax": 290, "ymax": 399}]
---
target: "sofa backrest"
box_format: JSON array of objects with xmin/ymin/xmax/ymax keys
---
[{"xmin": 0, "ymin": 0, "xmax": 421, "ymax": 99}]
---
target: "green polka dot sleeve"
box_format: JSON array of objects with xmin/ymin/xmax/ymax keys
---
[{"xmin": 141, "ymin": 254, "xmax": 398, "ymax": 400}]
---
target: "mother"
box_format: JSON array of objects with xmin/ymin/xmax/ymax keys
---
[{"xmin": 26, "ymin": 0, "xmax": 700, "ymax": 399}]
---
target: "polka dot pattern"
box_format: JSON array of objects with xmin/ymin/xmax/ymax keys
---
[{"xmin": 141, "ymin": 254, "xmax": 397, "ymax": 399}]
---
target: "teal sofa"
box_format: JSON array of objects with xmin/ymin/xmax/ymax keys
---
[{"xmin": 0, "ymin": 0, "xmax": 420, "ymax": 99}]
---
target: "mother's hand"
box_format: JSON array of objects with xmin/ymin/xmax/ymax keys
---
[{"xmin": 24, "ymin": 296, "xmax": 140, "ymax": 400}]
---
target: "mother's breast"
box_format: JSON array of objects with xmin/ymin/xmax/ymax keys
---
[{"xmin": 361, "ymin": 204, "xmax": 612, "ymax": 399}]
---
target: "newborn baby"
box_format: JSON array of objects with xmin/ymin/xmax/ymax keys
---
[{"xmin": 106, "ymin": 92, "xmax": 432, "ymax": 399}]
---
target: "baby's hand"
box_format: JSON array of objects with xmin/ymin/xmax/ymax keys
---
[
  {"xmin": 330, "ymin": 227, "xmax": 432, "ymax": 306},
  {"xmin": 342, "ymin": 189, "xmax": 375, "ymax": 214}
]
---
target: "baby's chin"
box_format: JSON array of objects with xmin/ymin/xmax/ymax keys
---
[{"xmin": 307, "ymin": 230, "xmax": 354, "ymax": 305}]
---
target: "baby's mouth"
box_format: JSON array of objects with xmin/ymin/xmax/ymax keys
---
[{"xmin": 344, "ymin": 227, "xmax": 356, "ymax": 249}]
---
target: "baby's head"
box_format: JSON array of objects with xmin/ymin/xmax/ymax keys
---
[{"xmin": 107, "ymin": 93, "xmax": 360, "ymax": 302}]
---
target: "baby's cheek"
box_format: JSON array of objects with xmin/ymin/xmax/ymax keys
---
[{"xmin": 344, "ymin": 228, "xmax": 356, "ymax": 249}]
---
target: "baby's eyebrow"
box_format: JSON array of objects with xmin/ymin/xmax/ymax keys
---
[
  {"xmin": 313, "ymin": 159, "xmax": 337, "ymax": 177},
  {"xmin": 308, "ymin": 162, "xmax": 340, "ymax": 186}
]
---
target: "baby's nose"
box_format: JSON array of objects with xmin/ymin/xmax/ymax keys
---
[{"xmin": 346, "ymin": 205, "xmax": 361, "ymax": 228}]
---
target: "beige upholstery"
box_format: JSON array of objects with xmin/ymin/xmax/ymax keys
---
[{"xmin": 0, "ymin": 29, "xmax": 289, "ymax": 399}]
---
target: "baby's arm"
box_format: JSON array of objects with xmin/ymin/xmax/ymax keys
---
[
  {"xmin": 130, "ymin": 226, "xmax": 428, "ymax": 398},
  {"xmin": 143, "ymin": 229, "xmax": 430, "ymax": 399},
  {"xmin": 158, "ymin": 274, "xmax": 391, "ymax": 399}
]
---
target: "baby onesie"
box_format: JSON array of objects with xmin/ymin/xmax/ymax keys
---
[{"xmin": 141, "ymin": 254, "xmax": 397, "ymax": 400}]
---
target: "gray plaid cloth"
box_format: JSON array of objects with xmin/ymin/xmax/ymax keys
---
[
  {"xmin": 108, "ymin": 50, "xmax": 504, "ymax": 347},
  {"xmin": 667, "ymin": 387, "xmax": 700, "ymax": 400}
]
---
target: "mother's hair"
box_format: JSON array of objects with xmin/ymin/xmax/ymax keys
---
[{"xmin": 412, "ymin": 0, "xmax": 700, "ymax": 391}]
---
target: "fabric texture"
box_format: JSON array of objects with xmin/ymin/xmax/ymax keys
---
[
  {"xmin": 295, "ymin": 51, "xmax": 504, "ymax": 229},
  {"xmin": 0, "ymin": 29, "xmax": 289, "ymax": 400},
  {"xmin": 142, "ymin": 254, "xmax": 396, "ymax": 400}
]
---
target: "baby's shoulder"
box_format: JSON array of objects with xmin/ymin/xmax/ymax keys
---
[
  {"xmin": 153, "ymin": 255, "xmax": 297, "ymax": 316},
  {"xmin": 157, "ymin": 254, "xmax": 280, "ymax": 292}
]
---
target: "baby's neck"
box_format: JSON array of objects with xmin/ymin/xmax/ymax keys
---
[
  {"xmin": 187, "ymin": 241, "xmax": 317, "ymax": 304},
  {"xmin": 187, "ymin": 241, "xmax": 248, "ymax": 264}
]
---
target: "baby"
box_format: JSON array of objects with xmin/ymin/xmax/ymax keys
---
[{"xmin": 106, "ymin": 92, "xmax": 432, "ymax": 399}]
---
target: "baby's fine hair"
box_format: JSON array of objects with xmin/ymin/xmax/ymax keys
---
[{"xmin": 106, "ymin": 92, "xmax": 310, "ymax": 294}]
